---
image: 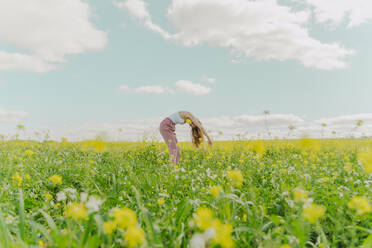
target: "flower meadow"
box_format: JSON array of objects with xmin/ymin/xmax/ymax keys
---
[{"xmin": 0, "ymin": 138, "xmax": 371, "ymax": 247}]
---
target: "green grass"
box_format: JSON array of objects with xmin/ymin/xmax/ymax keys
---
[{"xmin": 0, "ymin": 139, "xmax": 371, "ymax": 247}]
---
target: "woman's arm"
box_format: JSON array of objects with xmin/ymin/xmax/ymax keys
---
[{"xmin": 180, "ymin": 111, "xmax": 213, "ymax": 146}]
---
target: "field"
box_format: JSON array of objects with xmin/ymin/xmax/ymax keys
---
[{"xmin": 0, "ymin": 138, "xmax": 371, "ymax": 248}]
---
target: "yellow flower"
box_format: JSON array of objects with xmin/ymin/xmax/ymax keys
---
[
  {"xmin": 66, "ymin": 202, "xmax": 88, "ymax": 220},
  {"xmin": 209, "ymin": 186, "xmax": 222, "ymax": 198},
  {"xmin": 44, "ymin": 193, "xmax": 53, "ymax": 200},
  {"xmin": 303, "ymin": 204, "xmax": 326, "ymax": 223},
  {"xmin": 293, "ymin": 189, "xmax": 308, "ymax": 203},
  {"xmin": 48, "ymin": 175, "xmax": 62, "ymax": 185},
  {"xmin": 110, "ymin": 207, "xmax": 137, "ymax": 229},
  {"xmin": 103, "ymin": 221, "xmax": 117, "ymax": 234},
  {"xmin": 211, "ymin": 219, "xmax": 234, "ymax": 248},
  {"xmin": 227, "ymin": 170, "xmax": 243, "ymax": 188},
  {"xmin": 280, "ymin": 245, "xmax": 291, "ymax": 248},
  {"xmin": 358, "ymin": 150, "xmax": 372, "ymax": 173},
  {"xmin": 194, "ymin": 207, "xmax": 214, "ymax": 230},
  {"xmin": 347, "ymin": 196, "xmax": 371, "ymax": 215},
  {"xmin": 186, "ymin": 119, "xmax": 191, "ymax": 124},
  {"xmin": 12, "ymin": 173, "xmax": 22, "ymax": 187},
  {"xmin": 24, "ymin": 149, "xmax": 34, "ymax": 156},
  {"xmin": 124, "ymin": 226, "xmax": 145, "ymax": 248},
  {"xmin": 157, "ymin": 198, "xmax": 165, "ymax": 205}
]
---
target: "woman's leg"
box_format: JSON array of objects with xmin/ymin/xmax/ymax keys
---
[{"xmin": 159, "ymin": 119, "xmax": 179, "ymax": 164}]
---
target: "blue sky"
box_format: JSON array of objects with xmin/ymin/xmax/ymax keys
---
[{"xmin": 1, "ymin": 0, "xmax": 372, "ymax": 140}]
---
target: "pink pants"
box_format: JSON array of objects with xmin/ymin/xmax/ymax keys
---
[{"xmin": 159, "ymin": 117, "xmax": 180, "ymax": 164}]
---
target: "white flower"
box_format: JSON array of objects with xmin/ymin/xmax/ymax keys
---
[
  {"xmin": 85, "ymin": 196, "xmax": 103, "ymax": 213},
  {"xmin": 190, "ymin": 233, "xmax": 206, "ymax": 248},
  {"xmin": 5, "ymin": 216, "xmax": 14, "ymax": 224},
  {"xmin": 56, "ymin": 191, "xmax": 66, "ymax": 202},
  {"xmin": 204, "ymin": 228, "xmax": 216, "ymax": 241},
  {"xmin": 64, "ymin": 188, "xmax": 77, "ymax": 200},
  {"xmin": 80, "ymin": 192, "xmax": 88, "ymax": 202}
]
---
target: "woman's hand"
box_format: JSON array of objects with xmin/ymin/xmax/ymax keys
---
[{"xmin": 208, "ymin": 138, "xmax": 213, "ymax": 147}]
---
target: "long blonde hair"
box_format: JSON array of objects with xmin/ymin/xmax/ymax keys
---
[{"xmin": 191, "ymin": 122, "xmax": 203, "ymax": 148}]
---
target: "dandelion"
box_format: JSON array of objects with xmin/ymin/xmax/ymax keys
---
[
  {"xmin": 281, "ymin": 245, "xmax": 291, "ymax": 248},
  {"xmin": 48, "ymin": 175, "xmax": 62, "ymax": 185},
  {"xmin": 157, "ymin": 198, "xmax": 165, "ymax": 205},
  {"xmin": 12, "ymin": 173, "xmax": 22, "ymax": 187},
  {"xmin": 186, "ymin": 119, "xmax": 191, "ymax": 124},
  {"xmin": 110, "ymin": 207, "xmax": 137, "ymax": 229},
  {"xmin": 227, "ymin": 170, "xmax": 243, "ymax": 188},
  {"xmin": 209, "ymin": 186, "xmax": 222, "ymax": 198},
  {"xmin": 293, "ymin": 189, "xmax": 308, "ymax": 203},
  {"xmin": 44, "ymin": 193, "xmax": 53, "ymax": 200},
  {"xmin": 124, "ymin": 226, "xmax": 145, "ymax": 248},
  {"xmin": 347, "ymin": 196, "xmax": 371, "ymax": 215},
  {"xmin": 211, "ymin": 219, "xmax": 234, "ymax": 248},
  {"xmin": 24, "ymin": 149, "xmax": 34, "ymax": 156},
  {"xmin": 303, "ymin": 204, "xmax": 326, "ymax": 223},
  {"xmin": 66, "ymin": 202, "xmax": 88, "ymax": 220},
  {"xmin": 103, "ymin": 221, "xmax": 117, "ymax": 235},
  {"xmin": 194, "ymin": 207, "xmax": 214, "ymax": 230}
]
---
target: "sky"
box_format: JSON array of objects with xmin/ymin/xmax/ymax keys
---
[{"xmin": 0, "ymin": 0, "xmax": 372, "ymax": 141}]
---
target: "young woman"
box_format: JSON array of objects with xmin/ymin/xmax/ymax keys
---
[{"xmin": 159, "ymin": 111, "xmax": 213, "ymax": 164}]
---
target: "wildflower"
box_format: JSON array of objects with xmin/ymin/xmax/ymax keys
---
[
  {"xmin": 124, "ymin": 226, "xmax": 145, "ymax": 248},
  {"xmin": 211, "ymin": 219, "xmax": 234, "ymax": 248},
  {"xmin": 12, "ymin": 173, "xmax": 22, "ymax": 187},
  {"xmin": 227, "ymin": 170, "xmax": 243, "ymax": 188},
  {"xmin": 66, "ymin": 203, "xmax": 88, "ymax": 220},
  {"xmin": 209, "ymin": 186, "xmax": 222, "ymax": 198},
  {"xmin": 85, "ymin": 195, "xmax": 103, "ymax": 213},
  {"xmin": 186, "ymin": 119, "xmax": 191, "ymax": 124},
  {"xmin": 281, "ymin": 245, "xmax": 291, "ymax": 248},
  {"xmin": 358, "ymin": 150, "xmax": 372, "ymax": 173},
  {"xmin": 303, "ymin": 204, "xmax": 326, "ymax": 223},
  {"xmin": 347, "ymin": 196, "xmax": 371, "ymax": 215},
  {"xmin": 24, "ymin": 149, "xmax": 34, "ymax": 156},
  {"xmin": 55, "ymin": 191, "xmax": 66, "ymax": 202},
  {"xmin": 103, "ymin": 221, "xmax": 117, "ymax": 235},
  {"xmin": 190, "ymin": 233, "xmax": 206, "ymax": 248},
  {"xmin": 44, "ymin": 193, "xmax": 53, "ymax": 200},
  {"xmin": 48, "ymin": 175, "xmax": 62, "ymax": 185},
  {"xmin": 157, "ymin": 198, "xmax": 165, "ymax": 205},
  {"xmin": 110, "ymin": 207, "xmax": 137, "ymax": 229},
  {"xmin": 293, "ymin": 189, "xmax": 308, "ymax": 203},
  {"xmin": 194, "ymin": 207, "xmax": 214, "ymax": 230}
]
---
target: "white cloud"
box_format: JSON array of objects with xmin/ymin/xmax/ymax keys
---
[
  {"xmin": 316, "ymin": 113, "xmax": 372, "ymax": 127},
  {"xmin": 0, "ymin": 0, "xmax": 107, "ymax": 73},
  {"xmin": 175, "ymin": 80, "xmax": 211, "ymax": 95},
  {"xmin": 305, "ymin": 0, "xmax": 372, "ymax": 28},
  {"xmin": 117, "ymin": 0, "xmax": 354, "ymax": 70},
  {"xmin": 201, "ymin": 75, "xmax": 216, "ymax": 83},
  {"xmin": 167, "ymin": 0, "xmax": 353, "ymax": 70},
  {"xmin": 3, "ymin": 113, "xmax": 372, "ymax": 141},
  {"xmin": 134, "ymin": 85, "xmax": 174, "ymax": 94},
  {"xmin": 119, "ymin": 85, "xmax": 131, "ymax": 93},
  {"xmin": 116, "ymin": 0, "xmax": 171, "ymax": 39},
  {"xmin": 120, "ymin": 85, "xmax": 174, "ymax": 94},
  {"xmin": 0, "ymin": 109, "xmax": 28, "ymax": 124},
  {"xmin": 0, "ymin": 51, "xmax": 56, "ymax": 73}
]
